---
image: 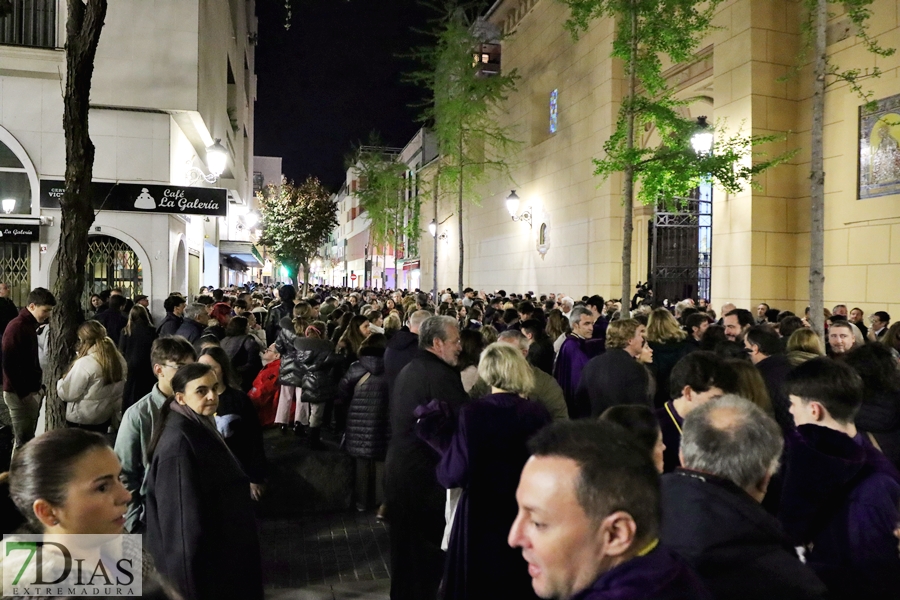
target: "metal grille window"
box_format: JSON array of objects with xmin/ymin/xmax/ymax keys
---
[
  {"xmin": 0, "ymin": 241, "xmax": 30, "ymax": 307},
  {"xmin": 84, "ymin": 236, "xmax": 143, "ymax": 307},
  {"xmin": 0, "ymin": 0, "xmax": 58, "ymax": 49},
  {"xmin": 649, "ymin": 182, "xmax": 713, "ymax": 303}
]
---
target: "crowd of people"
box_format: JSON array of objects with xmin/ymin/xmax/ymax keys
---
[{"xmin": 0, "ymin": 281, "xmax": 898, "ymax": 599}]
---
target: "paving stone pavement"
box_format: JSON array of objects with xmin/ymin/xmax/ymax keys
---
[{"xmin": 261, "ymin": 510, "xmax": 390, "ymax": 599}]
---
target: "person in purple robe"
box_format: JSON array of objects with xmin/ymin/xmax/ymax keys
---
[
  {"xmin": 553, "ymin": 306, "xmax": 595, "ymax": 418},
  {"xmin": 419, "ymin": 342, "xmax": 551, "ymax": 600},
  {"xmin": 508, "ymin": 420, "xmax": 711, "ymax": 600}
]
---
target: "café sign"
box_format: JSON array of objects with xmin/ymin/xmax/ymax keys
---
[
  {"xmin": 0, "ymin": 224, "xmax": 39, "ymax": 242},
  {"xmin": 40, "ymin": 180, "xmax": 227, "ymax": 217}
]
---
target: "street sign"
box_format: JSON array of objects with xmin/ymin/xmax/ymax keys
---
[{"xmin": 350, "ymin": 273, "xmax": 357, "ymax": 281}]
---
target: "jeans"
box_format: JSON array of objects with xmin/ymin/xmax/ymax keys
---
[{"xmin": 2, "ymin": 391, "xmax": 41, "ymax": 449}]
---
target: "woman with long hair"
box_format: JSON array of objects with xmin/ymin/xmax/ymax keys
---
[
  {"xmin": 546, "ymin": 308, "xmax": 569, "ymax": 354},
  {"xmin": 199, "ymin": 347, "xmax": 267, "ymax": 497},
  {"xmin": 785, "ymin": 328, "xmax": 826, "ymax": 366},
  {"xmin": 428, "ymin": 343, "xmax": 551, "ymax": 600},
  {"xmin": 645, "ymin": 308, "xmax": 693, "ymax": 408},
  {"xmin": 725, "ymin": 358, "xmax": 774, "ymax": 417},
  {"xmin": 337, "ymin": 315, "xmax": 370, "ymax": 365},
  {"xmin": 57, "ymin": 321, "xmax": 127, "ymax": 432},
  {"xmin": 119, "ymin": 304, "xmax": 158, "ymax": 413},
  {"xmin": 145, "ymin": 363, "xmax": 263, "ymax": 600},
  {"xmin": 458, "ymin": 329, "xmax": 485, "ymax": 394}
]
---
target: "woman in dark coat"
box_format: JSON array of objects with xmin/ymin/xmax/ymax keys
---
[
  {"xmin": 118, "ymin": 305, "xmax": 157, "ymax": 412},
  {"xmin": 339, "ymin": 334, "xmax": 390, "ymax": 510},
  {"xmin": 144, "ymin": 363, "xmax": 263, "ymax": 600},
  {"xmin": 425, "ymin": 342, "xmax": 551, "ymax": 600},
  {"xmin": 846, "ymin": 343, "xmax": 900, "ymax": 470},
  {"xmin": 646, "ymin": 308, "xmax": 694, "ymax": 408},
  {"xmin": 295, "ymin": 321, "xmax": 344, "ymax": 448},
  {"xmin": 199, "ymin": 346, "xmax": 267, "ymax": 496},
  {"xmin": 273, "ymin": 304, "xmax": 308, "ymax": 433},
  {"xmin": 220, "ymin": 315, "xmax": 263, "ymax": 392}
]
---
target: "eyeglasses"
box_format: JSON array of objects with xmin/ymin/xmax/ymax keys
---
[{"xmin": 162, "ymin": 362, "xmax": 188, "ymax": 370}]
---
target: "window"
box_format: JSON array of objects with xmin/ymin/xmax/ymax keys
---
[
  {"xmin": 0, "ymin": 0, "xmax": 58, "ymax": 49},
  {"xmin": 550, "ymin": 89, "xmax": 558, "ymax": 134},
  {"xmin": 0, "ymin": 140, "xmax": 31, "ymax": 214}
]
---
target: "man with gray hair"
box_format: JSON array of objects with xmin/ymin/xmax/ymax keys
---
[
  {"xmin": 660, "ymin": 395, "xmax": 826, "ymax": 600},
  {"xmin": 495, "ymin": 330, "xmax": 568, "ymax": 420},
  {"xmin": 553, "ymin": 306, "xmax": 594, "ymax": 418},
  {"xmin": 558, "ymin": 296, "xmax": 574, "ymax": 319},
  {"xmin": 385, "ymin": 315, "xmax": 468, "ymax": 600},
  {"xmin": 174, "ymin": 302, "xmax": 211, "ymax": 349}
]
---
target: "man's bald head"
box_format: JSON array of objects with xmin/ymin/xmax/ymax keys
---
[
  {"xmin": 498, "ymin": 329, "xmax": 530, "ymax": 355},
  {"xmin": 408, "ymin": 309, "xmax": 432, "ymax": 334}
]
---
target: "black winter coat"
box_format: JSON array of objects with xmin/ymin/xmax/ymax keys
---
[
  {"xmin": 577, "ymin": 348, "xmax": 651, "ymax": 418},
  {"xmin": 221, "ymin": 334, "xmax": 263, "ymax": 392},
  {"xmin": 294, "ymin": 336, "xmax": 343, "ymax": 403},
  {"xmin": 175, "ymin": 318, "xmax": 206, "ymax": 346},
  {"xmin": 648, "ymin": 339, "xmax": 694, "ymax": 408},
  {"xmin": 155, "ymin": 312, "xmax": 182, "ymax": 338},
  {"xmin": 118, "ymin": 323, "xmax": 157, "ymax": 413},
  {"xmin": 384, "ymin": 328, "xmax": 418, "ymax": 397},
  {"xmin": 856, "ymin": 389, "xmax": 900, "ymax": 471},
  {"xmin": 145, "ymin": 410, "xmax": 263, "ymax": 600},
  {"xmin": 385, "ymin": 350, "xmax": 468, "ymax": 512},
  {"xmin": 94, "ymin": 309, "xmax": 128, "ymax": 345},
  {"xmin": 339, "ymin": 348, "xmax": 390, "ymax": 460},
  {"xmin": 275, "ymin": 316, "xmax": 302, "ymax": 387},
  {"xmin": 217, "ymin": 387, "xmax": 267, "ymax": 483},
  {"xmin": 661, "ymin": 469, "xmax": 826, "ymax": 600},
  {"xmin": 265, "ymin": 301, "xmax": 292, "ymax": 345},
  {"xmin": 756, "ymin": 354, "xmax": 795, "ymax": 431},
  {"xmin": 527, "ymin": 335, "xmax": 555, "ymax": 376}
]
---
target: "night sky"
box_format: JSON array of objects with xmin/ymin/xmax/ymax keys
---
[{"xmin": 253, "ymin": 0, "xmax": 439, "ymax": 191}]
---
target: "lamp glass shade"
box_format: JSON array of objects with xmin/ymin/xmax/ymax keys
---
[
  {"xmin": 691, "ymin": 131, "xmax": 713, "ymax": 154},
  {"xmin": 428, "ymin": 220, "xmax": 437, "ymax": 237},
  {"xmin": 505, "ymin": 190, "xmax": 520, "ymax": 216},
  {"xmin": 243, "ymin": 212, "xmax": 259, "ymax": 228},
  {"xmin": 1, "ymin": 198, "xmax": 15, "ymax": 214},
  {"xmin": 206, "ymin": 139, "xmax": 227, "ymax": 177}
]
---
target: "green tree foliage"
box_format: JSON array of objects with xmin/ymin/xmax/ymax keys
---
[
  {"xmin": 353, "ymin": 141, "xmax": 416, "ymax": 285},
  {"xmin": 257, "ymin": 176, "xmax": 338, "ymax": 294},
  {"xmin": 793, "ymin": 0, "xmax": 894, "ymax": 338},
  {"xmin": 410, "ymin": 1, "xmax": 520, "ymax": 295},
  {"xmin": 560, "ymin": 0, "xmax": 792, "ymax": 313}
]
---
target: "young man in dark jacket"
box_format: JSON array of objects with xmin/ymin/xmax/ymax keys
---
[
  {"xmin": 1, "ymin": 287, "xmax": 55, "ymax": 451},
  {"xmin": 155, "ymin": 295, "xmax": 185, "ymax": 337},
  {"xmin": 661, "ymin": 395, "xmax": 826, "ymax": 600},
  {"xmin": 781, "ymin": 357, "xmax": 900, "ymax": 599},
  {"xmin": 383, "ymin": 309, "xmax": 430, "ymax": 397}
]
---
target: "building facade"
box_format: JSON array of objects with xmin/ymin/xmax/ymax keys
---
[
  {"xmin": 0, "ymin": 0, "xmax": 257, "ymax": 317},
  {"xmin": 424, "ymin": 0, "xmax": 900, "ymax": 316}
]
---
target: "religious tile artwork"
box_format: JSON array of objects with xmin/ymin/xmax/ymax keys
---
[
  {"xmin": 550, "ymin": 89, "xmax": 558, "ymax": 134},
  {"xmin": 859, "ymin": 92, "xmax": 900, "ymax": 199}
]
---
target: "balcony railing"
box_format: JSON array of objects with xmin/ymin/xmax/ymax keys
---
[{"xmin": 0, "ymin": 0, "xmax": 58, "ymax": 49}]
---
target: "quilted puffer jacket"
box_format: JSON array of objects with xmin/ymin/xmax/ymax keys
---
[
  {"xmin": 294, "ymin": 336, "xmax": 343, "ymax": 403},
  {"xmin": 339, "ymin": 348, "xmax": 390, "ymax": 460},
  {"xmin": 275, "ymin": 316, "xmax": 303, "ymax": 387}
]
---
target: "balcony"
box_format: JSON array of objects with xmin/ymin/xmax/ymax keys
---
[{"xmin": 0, "ymin": 0, "xmax": 59, "ymax": 49}]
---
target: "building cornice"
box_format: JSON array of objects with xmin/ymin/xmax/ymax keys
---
[{"xmin": 485, "ymin": 0, "xmax": 543, "ymax": 35}]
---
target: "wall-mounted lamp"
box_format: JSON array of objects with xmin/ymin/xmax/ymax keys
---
[
  {"xmin": 186, "ymin": 139, "xmax": 228, "ymax": 185},
  {"xmin": 691, "ymin": 116, "xmax": 714, "ymax": 155},
  {"xmin": 429, "ymin": 219, "xmax": 437, "ymax": 237},
  {"xmin": 242, "ymin": 211, "xmax": 259, "ymax": 229},
  {"xmin": 1, "ymin": 198, "xmax": 15, "ymax": 214},
  {"xmin": 505, "ymin": 190, "xmax": 532, "ymax": 227}
]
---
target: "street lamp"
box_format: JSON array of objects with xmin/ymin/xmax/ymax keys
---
[
  {"xmin": 691, "ymin": 116, "xmax": 714, "ymax": 155},
  {"xmin": 505, "ymin": 190, "xmax": 532, "ymax": 227},
  {"xmin": 428, "ymin": 219, "xmax": 437, "ymax": 237},
  {"xmin": 243, "ymin": 211, "xmax": 259, "ymax": 229},
  {"xmin": 1, "ymin": 198, "xmax": 15, "ymax": 214},
  {"xmin": 186, "ymin": 138, "xmax": 228, "ymax": 185}
]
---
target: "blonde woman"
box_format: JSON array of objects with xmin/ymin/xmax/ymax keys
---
[
  {"xmin": 645, "ymin": 308, "xmax": 692, "ymax": 408},
  {"xmin": 786, "ymin": 328, "xmax": 826, "ymax": 366},
  {"xmin": 57, "ymin": 320, "xmax": 128, "ymax": 432},
  {"xmin": 429, "ymin": 342, "xmax": 551, "ymax": 600}
]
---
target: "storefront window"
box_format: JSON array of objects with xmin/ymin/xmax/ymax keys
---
[{"xmin": 0, "ymin": 140, "xmax": 32, "ymax": 214}]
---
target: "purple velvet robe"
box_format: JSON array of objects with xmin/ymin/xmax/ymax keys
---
[
  {"xmin": 435, "ymin": 392, "xmax": 551, "ymax": 600},
  {"xmin": 554, "ymin": 334, "xmax": 590, "ymax": 417}
]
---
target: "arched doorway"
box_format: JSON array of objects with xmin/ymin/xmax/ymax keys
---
[
  {"xmin": 0, "ymin": 126, "xmax": 39, "ymax": 306},
  {"xmin": 51, "ymin": 235, "xmax": 144, "ymax": 308}
]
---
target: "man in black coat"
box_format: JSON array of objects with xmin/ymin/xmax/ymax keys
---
[
  {"xmin": 383, "ymin": 309, "xmax": 430, "ymax": 397},
  {"xmin": 661, "ymin": 395, "xmax": 826, "ymax": 600},
  {"xmin": 265, "ymin": 284, "xmax": 296, "ymax": 345},
  {"xmin": 385, "ymin": 315, "xmax": 467, "ymax": 600},
  {"xmin": 744, "ymin": 325, "xmax": 794, "ymax": 431},
  {"xmin": 155, "ymin": 295, "xmax": 185, "ymax": 337},
  {"xmin": 576, "ymin": 318, "xmax": 650, "ymax": 418},
  {"xmin": 175, "ymin": 303, "xmax": 211, "ymax": 350}
]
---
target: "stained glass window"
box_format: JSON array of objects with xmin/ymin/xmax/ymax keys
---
[{"xmin": 550, "ymin": 89, "xmax": 558, "ymax": 134}]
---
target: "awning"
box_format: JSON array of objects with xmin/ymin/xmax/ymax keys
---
[{"xmin": 219, "ymin": 240, "xmax": 264, "ymax": 268}]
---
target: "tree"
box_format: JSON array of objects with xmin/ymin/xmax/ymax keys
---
[
  {"xmin": 560, "ymin": 0, "xmax": 792, "ymax": 315},
  {"xmin": 43, "ymin": 0, "xmax": 108, "ymax": 431},
  {"xmin": 797, "ymin": 0, "xmax": 893, "ymax": 338},
  {"xmin": 257, "ymin": 176, "xmax": 338, "ymax": 296},
  {"xmin": 353, "ymin": 140, "xmax": 413, "ymax": 289},
  {"xmin": 410, "ymin": 1, "xmax": 520, "ymax": 295}
]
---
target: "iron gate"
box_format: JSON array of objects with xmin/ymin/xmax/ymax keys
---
[
  {"xmin": 649, "ymin": 183, "xmax": 712, "ymax": 303},
  {"xmin": 84, "ymin": 235, "xmax": 143, "ymax": 306},
  {"xmin": 0, "ymin": 242, "xmax": 30, "ymax": 307}
]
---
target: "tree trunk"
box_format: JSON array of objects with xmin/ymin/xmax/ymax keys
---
[
  {"xmin": 44, "ymin": 0, "xmax": 108, "ymax": 431},
  {"xmin": 808, "ymin": 0, "xmax": 827, "ymax": 339},
  {"xmin": 432, "ymin": 179, "xmax": 439, "ymax": 305},
  {"xmin": 620, "ymin": 2, "xmax": 639, "ymax": 320},
  {"xmin": 301, "ymin": 262, "xmax": 310, "ymax": 297},
  {"xmin": 457, "ymin": 138, "xmax": 465, "ymax": 297}
]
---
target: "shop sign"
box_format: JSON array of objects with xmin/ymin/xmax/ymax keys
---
[
  {"xmin": 39, "ymin": 180, "xmax": 227, "ymax": 217},
  {"xmin": 0, "ymin": 223, "xmax": 39, "ymax": 242}
]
